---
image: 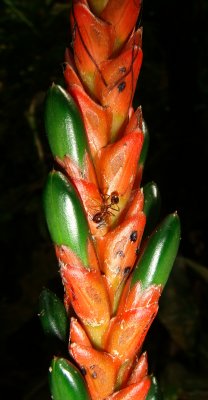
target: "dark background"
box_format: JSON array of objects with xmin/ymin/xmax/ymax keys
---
[{"xmin": 1, "ymin": 1, "xmax": 208, "ymax": 398}]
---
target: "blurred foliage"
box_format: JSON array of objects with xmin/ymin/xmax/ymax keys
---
[{"xmin": 0, "ymin": 0, "xmax": 208, "ymax": 399}]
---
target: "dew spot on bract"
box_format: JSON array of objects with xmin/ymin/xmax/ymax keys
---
[
  {"xmin": 91, "ymin": 371, "xmax": 97, "ymax": 379},
  {"xmin": 116, "ymin": 250, "xmax": 125, "ymax": 258}
]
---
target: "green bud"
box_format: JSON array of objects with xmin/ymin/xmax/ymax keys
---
[
  {"xmin": 131, "ymin": 213, "xmax": 181, "ymax": 289},
  {"xmin": 45, "ymin": 84, "xmax": 88, "ymax": 169},
  {"xmin": 139, "ymin": 118, "xmax": 150, "ymax": 167},
  {"xmin": 49, "ymin": 357, "xmax": 90, "ymax": 400},
  {"xmin": 143, "ymin": 181, "xmax": 161, "ymax": 237},
  {"xmin": 146, "ymin": 376, "xmax": 163, "ymax": 400},
  {"xmin": 39, "ymin": 288, "xmax": 68, "ymax": 342},
  {"xmin": 43, "ymin": 171, "xmax": 89, "ymax": 267}
]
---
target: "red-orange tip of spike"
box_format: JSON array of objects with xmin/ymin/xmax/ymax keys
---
[
  {"xmin": 101, "ymin": 0, "xmax": 143, "ymax": 52},
  {"xmin": 71, "ymin": 3, "xmax": 114, "ymax": 94}
]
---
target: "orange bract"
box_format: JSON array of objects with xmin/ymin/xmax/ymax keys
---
[
  {"xmin": 95, "ymin": 131, "xmax": 143, "ymax": 199},
  {"xmin": 69, "ymin": 84, "xmax": 110, "ymax": 158},
  {"xmin": 127, "ymin": 352, "xmax": 148, "ymax": 386},
  {"xmin": 105, "ymin": 304, "xmax": 158, "ymax": 362},
  {"xmin": 70, "ymin": 318, "xmax": 92, "ymax": 347},
  {"xmin": 70, "ymin": 343, "xmax": 119, "ymax": 400},
  {"xmin": 105, "ymin": 376, "xmax": 151, "ymax": 400}
]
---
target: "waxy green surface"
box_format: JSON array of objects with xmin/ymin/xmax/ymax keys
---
[
  {"xmin": 143, "ymin": 181, "xmax": 161, "ymax": 237},
  {"xmin": 49, "ymin": 357, "xmax": 90, "ymax": 400},
  {"xmin": 139, "ymin": 118, "xmax": 150, "ymax": 167},
  {"xmin": 43, "ymin": 171, "xmax": 89, "ymax": 267},
  {"xmin": 131, "ymin": 213, "xmax": 181, "ymax": 289},
  {"xmin": 146, "ymin": 376, "xmax": 163, "ymax": 400},
  {"xmin": 45, "ymin": 84, "xmax": 88, "ymax": 169},
  {"xmin": 39, "ymin": 288, "xmax": 68, "ymax": 342}
]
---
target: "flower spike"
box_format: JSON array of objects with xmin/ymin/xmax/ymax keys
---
[{"xmin": 42, "ymin": 1, "xmax": 181, "ymax": 399}]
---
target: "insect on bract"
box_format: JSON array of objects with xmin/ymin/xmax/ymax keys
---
[{"xmin": 92, "ymin": 191, "xmax": 120, "ymax": 228}]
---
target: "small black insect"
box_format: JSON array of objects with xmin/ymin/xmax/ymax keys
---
[
  {"xmin": 117, "ymin": 81, "xmax": 126, "ymax": 92},
  {"xmin": 124, "ymin": 266, "xmax": 131, "ymax": 275},
  {"xmin": 92, "ymin": 212, "xmax": 103, "ymax": 224},
  {"xmin": 92, "ymin": 191, "xmax": 120, "ymax": 228},
  {"xmin": 110, "ymin": 191, "xmax": 119, "ymax": 205},
  {"xmin": 135, "ymin": 247, "xmax": 140, "ymax": 256},
  {"xmin": 119, "ymin": 66, "xmax": 126, "ymax": 73},
  {"xmin": 80, "ymin": 366, "xmax": 87, "ymax": 376},
  {"xmin": 130, "ymin": 230, "xmax": 138, "ymax": 242}
]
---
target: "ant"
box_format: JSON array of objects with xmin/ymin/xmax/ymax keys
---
[{"xmin": 92, "ymin": 191, "xmax": 120, "ymax": 228}]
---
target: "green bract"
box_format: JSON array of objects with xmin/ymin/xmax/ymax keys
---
[
  {"xmin": 39, "ymin": 288, "xmax": 68, "ymax": 342},
  {"xmin": 131, "ymin": 213, "xmax": 181, "ymax": 289},
  {"xmin": 139, "ymin": 118, "xmax": 150, "ymax": 167},
  {"xmin": 49, "ymin": 357, "xmax": 90, "ymax": 400},
  {"xmin": 43, "ymin": 171, "xmax": 89, "ymax": 267},
  {"xmin": 143, "ymin": 181, "xmax": 161, "ymax": 237},
  {"xmin": 45, "ymin": 84, "xmax": 88, "ymax": 170},
  {"xmin": 146, "ymin": 376, "xmax": 163, "ymax": 400}
]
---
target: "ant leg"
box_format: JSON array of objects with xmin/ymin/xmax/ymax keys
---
[
  {"xmin": 110, "ymin": 204, "xmax": 120, "ymax": 212},
  {"xmin": 106, "ymin": 210, "xmax": 116, "ymax": 217}
]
